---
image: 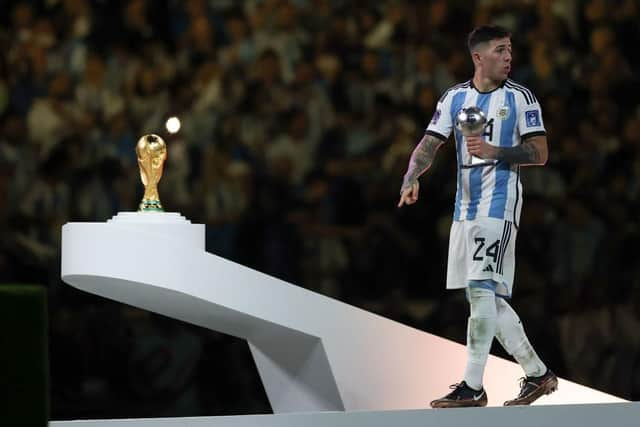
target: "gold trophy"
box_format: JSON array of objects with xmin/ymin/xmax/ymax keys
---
[{"xmin": 136, "ymin": 134, "xmax": 167, "ymax": 212}]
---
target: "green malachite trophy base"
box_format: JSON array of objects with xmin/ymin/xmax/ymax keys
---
[{"xmin": 139, "ymin": 200, "xmax": 164, "ymax": 212}]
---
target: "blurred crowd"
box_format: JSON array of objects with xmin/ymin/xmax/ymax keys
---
[{"xmin": 1, "ymin": 0, "xmax": 639, "ymax": 418}]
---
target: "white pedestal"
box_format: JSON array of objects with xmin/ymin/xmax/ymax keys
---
[{"xmin": 106, "ymin": 212, "xmax": 204, "ymax": 250}]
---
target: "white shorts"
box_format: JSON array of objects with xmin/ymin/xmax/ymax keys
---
[{"xmin": 446, "ymin": 217, "xmax": 517, "ymax": 298}]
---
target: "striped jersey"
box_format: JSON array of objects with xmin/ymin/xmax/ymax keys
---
[{"xmin": 426, "ymin": 79, "xmax": 546, "ymax": 225}]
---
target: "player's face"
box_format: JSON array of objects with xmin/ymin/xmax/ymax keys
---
[{"xmin": 478, "ymin": 37, "xmax": 512, "ymax": 81}]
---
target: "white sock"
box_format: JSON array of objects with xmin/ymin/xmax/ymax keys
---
[
  {"xmin": 495, "ymin": 297, "xmax": 546, "ymax": 377},
  {"xmin": 463, "ymin": 286, "xmax": 497, "ymax": 390}
]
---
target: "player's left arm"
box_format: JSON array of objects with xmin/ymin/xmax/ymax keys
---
[
  {"xmin": 493, "ymin": 134, "xmax": 548, "ymax": 166},
  {"xmin": 505, "ymin": 97, "xmax": 548, "ymax": 166},
  {"xmin": 466, "ymin": 133, "xmax": 548, "ymax": 165},
  {"xmin": 468, "ymin": 96, "xmax": 549, "ymax": 166}
]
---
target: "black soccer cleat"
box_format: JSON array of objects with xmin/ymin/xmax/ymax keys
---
[
  {"xmin": 503, "ymin": 369, "xmax": 558, "ymax": 406},
  {"xmin": 430, "ymin": 381, "xmax": 488, "ymax": 408}
]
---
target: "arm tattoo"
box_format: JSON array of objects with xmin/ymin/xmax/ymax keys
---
[
  {"xmin": 494, "ymin": 140, "xmax": 542, "ymax": 164},
  {"xmin": 401, "ymin": 134, "xmax": 443, "ymax": 191}
]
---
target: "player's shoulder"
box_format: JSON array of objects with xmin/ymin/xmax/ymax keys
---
[
  {"xmin": 503, "ymin": 79, "xmax": 538, "ymax": 105},
  {"xmin": 438, "ymin": 80, "xmax": 472, "ymax": 103}
]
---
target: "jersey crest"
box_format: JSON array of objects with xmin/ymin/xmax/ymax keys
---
[{"xmin": 497, "ymin": 106, "xmax": 510, "ymax": 120}]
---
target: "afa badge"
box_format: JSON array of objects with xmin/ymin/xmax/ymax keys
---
[
  {"xmin": 525, "ymin": 110, "xmax": 541, "ymax": 127},
  {"xmin": 497, "ymin": 106, "xmax": 510, "ymax": 120}
]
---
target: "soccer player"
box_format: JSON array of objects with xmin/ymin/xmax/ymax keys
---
[{"xmin": 398, "ymin": 25, "xmax": 557, "ymax": 407}]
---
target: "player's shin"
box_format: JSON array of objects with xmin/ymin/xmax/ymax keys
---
[
  {"xmin": 464, "ymin": 285, "xmax": 498, "ymax": 391},
  {"xmin": 495, "ymin": 297, "xmax": 546, "ymax": 377}
]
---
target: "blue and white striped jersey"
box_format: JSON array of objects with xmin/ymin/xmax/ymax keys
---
[{"xmin": 426, "ymin": 79, "xmax": 546, "ymax": 225}]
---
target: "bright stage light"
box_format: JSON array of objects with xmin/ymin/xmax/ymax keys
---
[{"xmin": 166, "ymin": 116, "xmax": 181, "ymax": 134}]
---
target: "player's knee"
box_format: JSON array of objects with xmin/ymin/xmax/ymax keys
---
[
  {"xmin": 467, "ymin": 284, "xmax": 497, "ymax": 319},
  {"xmin": 468, "ymin": 279, "xmax": 498, "ymax": 293}
]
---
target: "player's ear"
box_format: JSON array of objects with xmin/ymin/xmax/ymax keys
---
[{"xmin": 471, "ymin": 50, "xmax": 482, "ymax": 66}]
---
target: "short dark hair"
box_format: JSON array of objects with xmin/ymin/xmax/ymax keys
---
[{"xmin": 467, "ymin": 25, "xmax": 511, "ymax": 52}]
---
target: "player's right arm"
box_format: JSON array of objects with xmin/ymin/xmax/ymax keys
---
[
  {"xmin": 398, "ymin": 88, "xmax": 454, "ymax": 208},
  {"xmin": 398, "ymin": 134, "xmax": 444, "ymax": 207}
]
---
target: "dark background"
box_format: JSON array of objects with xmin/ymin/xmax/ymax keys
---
[{"xmin": 1, "ymin": 0, "xmax": 639, "ymax": 419}]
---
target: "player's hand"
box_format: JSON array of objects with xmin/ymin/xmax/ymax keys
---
[
  {"xmin": 398, "ymin": 182, "xmax": 419, "ymax": 208},
  {"xmin": 466, "ymin": 135, "xmax": 497, "ymax": 159}
]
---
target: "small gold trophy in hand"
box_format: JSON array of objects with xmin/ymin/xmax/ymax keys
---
[{"xmin": 136, "ymin": 134, "xmax": 167, "ymax": 212}]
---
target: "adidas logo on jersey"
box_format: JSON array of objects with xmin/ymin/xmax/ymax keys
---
[{"xmin": 483, "ymin": 265, "xmax": 494, "ymax": 272}]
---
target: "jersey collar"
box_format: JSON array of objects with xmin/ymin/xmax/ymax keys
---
[{"xmin": 470, "ymin": 78, "xmax": 506, "ymax": 94}]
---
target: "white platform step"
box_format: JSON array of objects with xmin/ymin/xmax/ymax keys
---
[
  {"xmin": 51, "ymin": 403, "xmax": 640, "ymax": 427},
  {"xmin": 60, "ymin": 214, "xmax": 625, "ymax": 414}
]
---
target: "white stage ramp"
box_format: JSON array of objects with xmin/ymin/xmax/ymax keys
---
[
  {"xmin": 50, "ymin": 403, "xmax": 640, "ymax": 427},
  {"xmin": 58, "ymin": 213, "xmax": 634, "ymax": 426}
]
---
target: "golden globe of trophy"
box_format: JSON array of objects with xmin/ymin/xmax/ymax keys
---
[{"xmin": 136, "ymin": 134, "xmax": 167, "ymax": 212}]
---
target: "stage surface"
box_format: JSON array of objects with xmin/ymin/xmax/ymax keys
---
[{"xmin": 51, "ymin": 402, "xmax": 640, "ymax": 427}]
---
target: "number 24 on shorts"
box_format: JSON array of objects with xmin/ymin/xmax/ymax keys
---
[{"xmin": 473, "ymin": 238, "xmax": 500, "ymax": 263}]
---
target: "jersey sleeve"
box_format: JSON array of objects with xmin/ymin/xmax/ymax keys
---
[
  {"xmin": 517, "ymin": 99, "xmax": 546, "ymax": 139},
  {"xmin": 425, "ymin": 91, "xmax": 454, "ymax": 142}
]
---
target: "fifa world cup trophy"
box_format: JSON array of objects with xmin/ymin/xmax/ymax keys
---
[
  {"xmin": 455, "ymin": 106, "xmax": 491, "ymax": 166},
  {"xmin": 136, "ymin": 134, "xmax": 167, "ymax": 212}
]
